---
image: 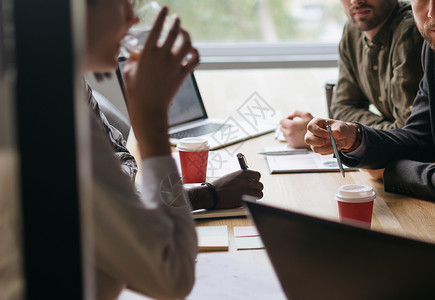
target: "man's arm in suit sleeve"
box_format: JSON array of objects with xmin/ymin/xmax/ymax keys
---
[
  {"xmin": 341, "ymin": 43, "xmax": 435, "ymax": 170},
  {"xmin": 340, "ymin": 43, "xmax": 435, "ymax": 201},
  {"xmin": 384, "ymin": 159, "xmax": 435, "ymax": 201}
]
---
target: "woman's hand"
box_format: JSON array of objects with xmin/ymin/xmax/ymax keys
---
[{"xmin": 122, "ymin": 7, "xmax": 200, "ymax": 158}]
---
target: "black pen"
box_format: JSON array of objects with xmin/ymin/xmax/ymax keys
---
[
  {"xmin": 237, "ymin": 153, "xmax": 249, "ymax": 170},
  {"xmin": 325, "ymin": 120, "xmax": 345, "ymax": 178}
]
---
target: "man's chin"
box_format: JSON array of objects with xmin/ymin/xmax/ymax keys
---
[
  {"xmin": 422, "ymin": 32, "xmax": 435, "ymax": 51},
  {"xmin": 352, "ymin": 18, "xmax": 378, "ymax": 32}
]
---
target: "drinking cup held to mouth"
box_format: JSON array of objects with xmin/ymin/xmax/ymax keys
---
[
  {"xmin": 177, "ymin": 138, "xmax": 210, "ymax": 183},
  {"xmin": 336, "ymin": 184, "xmax": 375, "ymax": 229},
  {"xmin": 120, "ymin": 1, "xmax": 181, "ymax": 59}
]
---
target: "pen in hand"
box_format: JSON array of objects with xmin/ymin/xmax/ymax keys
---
[
  {"xmin": 325, "ymin": 120, "xmax": 345, "ymax": 178},
  {"xmin": 237, "ymin": 153, "xmax": 261, "ymax": 202},
  {"xmin": 237, "ymin": 153, "xmax": 249, "ymax": 170}
]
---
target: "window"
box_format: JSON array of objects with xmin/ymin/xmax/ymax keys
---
[
  {"xmin": 138, "ymin": 0, "xmax": 346, "ymax": 69},
  {"xmin": 150, "ymin": 0, "xmax": 345, "ymax": 42}
]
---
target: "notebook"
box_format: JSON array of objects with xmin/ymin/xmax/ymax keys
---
[
  {"xmin": 117, "ymin": 57, "xmax": 276, "ymax": 150},
  {"xmin": 192, "ymin": 206, "xmax": 248, "ymax": 220},
  {"xmin": 263, "ymin": 146, "xmax": 357, "ymax": 174},
  {"xmin": 243, "ymin": 196, "xmax": 435, "ymax": 300}
]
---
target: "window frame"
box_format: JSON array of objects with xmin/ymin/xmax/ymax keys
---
[{"xmin": 195, "ymin": 41, "xmax": 338, "ymax": 70}]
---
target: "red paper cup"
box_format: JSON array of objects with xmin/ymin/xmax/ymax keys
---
[
  {"xmin": 336, "ymin": 184, "xmax": 375, "ymax": 228},
  {"xmin": 177, "ymin": 138, "xmax": 209, "ymax": 183}
]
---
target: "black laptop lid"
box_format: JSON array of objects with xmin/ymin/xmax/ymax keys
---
[
  {"xmin": 244, "ymin": 199, "xmax": 435, "ymax": 300},
  {"xmin": 116, "ymin": 56, "xmax": 207, "ymax": 127}
]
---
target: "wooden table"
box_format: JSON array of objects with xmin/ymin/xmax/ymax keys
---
[
  {"xmin": 128, "ymin": 130, "xmax": 435, "ymax": 255},
  {"xmin": 123, "ymin": 131, "xmax": 435, "ymax": 299},
  {"xmin": 186, "ymin": 132, "xmax": 435, "ymax": 273},
  {"xmin": 200, "ymin": 133, "xmax": 435, "ymax": 234}
]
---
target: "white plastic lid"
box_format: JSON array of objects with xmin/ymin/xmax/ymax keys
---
[
  {"xmin": 335, "ymin": 184, "xmax": 376, "ymax": 203},
  {"xmin": 176, "ymin": 138, "xmax": 209, "ymax": 152}
]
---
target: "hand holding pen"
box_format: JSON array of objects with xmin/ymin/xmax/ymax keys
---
[
  {"xmin": 305, "ymin": 118, "xmax": 361, "ymax": 155},
  {"xmin": 325, "ymin": 120, "xmax": 345, "ymax": 178},
  {"xmin": 209, "ymin": 153, "xmax": 263, "ymax": 208}
]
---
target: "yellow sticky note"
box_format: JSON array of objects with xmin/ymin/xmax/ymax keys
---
[{"xmin": 196, "ymin": 225, "xmax": 229, "ymax": 251}]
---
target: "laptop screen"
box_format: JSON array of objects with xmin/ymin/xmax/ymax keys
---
[
  {"xmin": 117, "ymin": 57, "xmax": 207, "ymax": 127},
  {"xmin": 244, "ymin": 198, "xmax": 435, "ymax": 300}
]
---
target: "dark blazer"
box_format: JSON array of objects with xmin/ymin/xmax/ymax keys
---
[{"xmin": 341, "ymin": 41, "xmax": 435, "ymax": 201}]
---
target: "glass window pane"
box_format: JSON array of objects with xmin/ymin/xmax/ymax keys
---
[{"xmin": 143, "ymin": 0, "xmax": 346, "ymax": 43}]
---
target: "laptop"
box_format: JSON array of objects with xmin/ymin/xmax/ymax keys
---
[
  {"xmin": 243, "ymin": 196, "xmax": 435, "ymax": 300},
  {"xmin": 117, "ymin": 57, "xmax": 276, "ymax": 150}
]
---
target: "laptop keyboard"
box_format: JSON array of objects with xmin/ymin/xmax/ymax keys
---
[{"xmin": 170, "ymin": 123, "xmax": 230, "ymax": 139}]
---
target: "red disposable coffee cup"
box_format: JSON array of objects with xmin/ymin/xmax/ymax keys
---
[
  {"xmin": 177, "ymin": 138, "xmax": 209, "ymax": 183},
  {"xmin": 336, "ymin": 184, "xmax": 375, "ymax": 228}
]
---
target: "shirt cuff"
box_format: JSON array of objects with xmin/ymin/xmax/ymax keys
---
[
  {"xmin": 342, "ymin": 128, "xmax": 367, "ymax": 160},
  {"xmin": 139, "ymin": 155, "xmax": 186, "ymax": 209}
]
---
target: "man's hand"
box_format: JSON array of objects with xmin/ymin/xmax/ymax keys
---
[
  {"xmin": 279, "ymin": 111, "xmax": 313, "ymax": 149},
  {"xmin": 305, "ymin": 118, "xmax": 360, "ymax": 154},
  {"xmin": 188, "ymin": 170, "xmax": 263, "ymax": 210},
  {"xmin": 212, "ymin": 170, "xmax": 263, "ymax": 209}
]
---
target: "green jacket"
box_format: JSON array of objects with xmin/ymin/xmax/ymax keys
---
[{"xmin": 332, "ymin": 1, "xmax": 423, "ymax": 129}]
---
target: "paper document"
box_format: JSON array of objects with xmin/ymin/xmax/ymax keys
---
[
  {"xmin": 265, "ymin": 151, "xmax": 358, "ymax": 174},
  {"xmin": 235, "ymin": 236, "xmax": 264, "ymax": 250},
  {"xmin": 234, "ymin": 226, "xmax": 263, "ymax": 250},
  {"xmin": 188, "ymin": 253, "xmax": 286, "ymax": 299},
  {"xmin": 233, "ymin": 226, "xmax": 259, "ymax": 237},
  {"xmin": 119, "ymin": 253, "xmax": 286, "ymax": 300},
  {"xmin": 192, "ymin": 199, "xmax": 262, "ymax": 220},
  {"xmin": 260, "ymin": 144, "xmax": 310, "ymax": 155}
]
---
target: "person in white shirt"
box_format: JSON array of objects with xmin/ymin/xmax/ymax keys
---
[{"xmin": 86, "ymin": 0, "xmax": 199, "ymax": 298}]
